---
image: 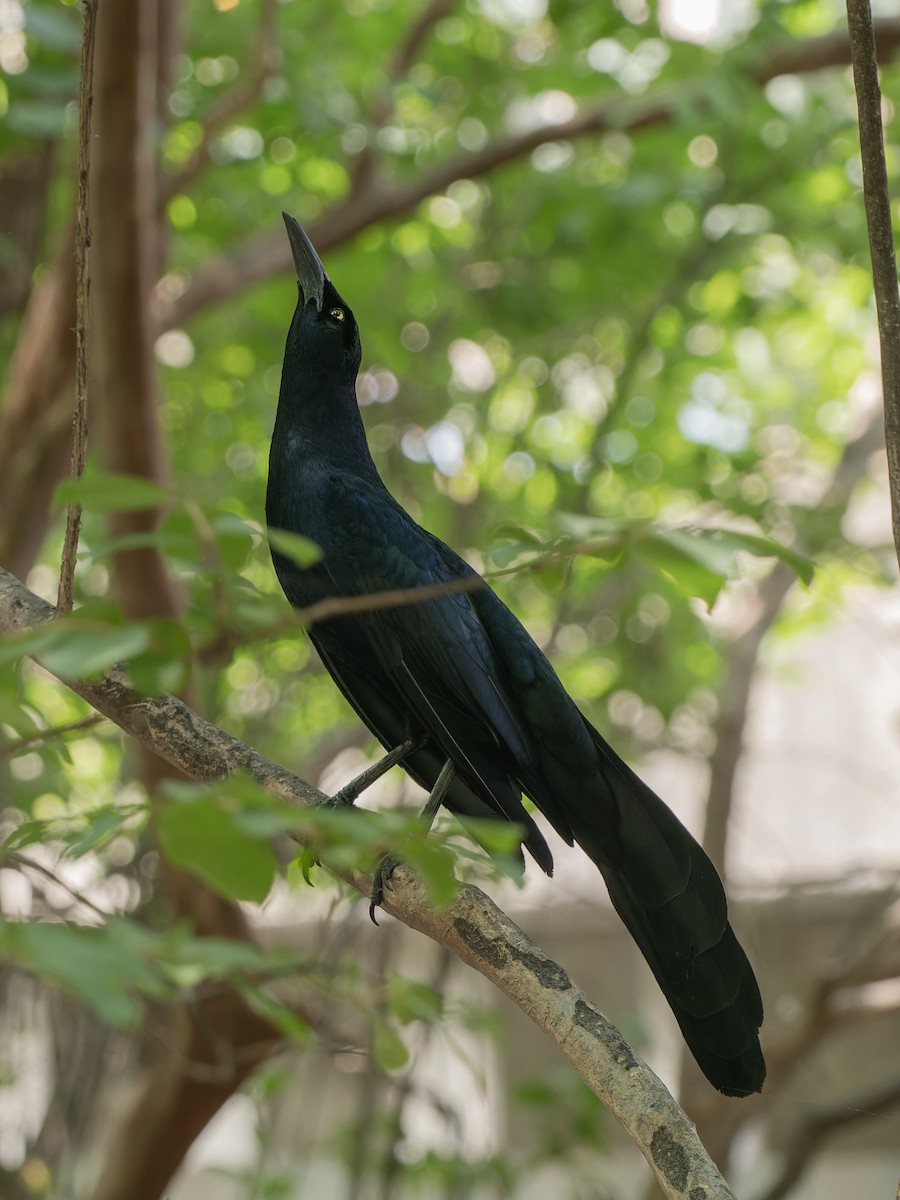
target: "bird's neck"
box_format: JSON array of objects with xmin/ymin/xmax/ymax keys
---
[{"xmin": 272, "ymin": 370, "xmax": 380, "ymax": 480}]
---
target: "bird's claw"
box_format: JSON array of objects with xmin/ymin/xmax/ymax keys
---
[
  {"xmin": 369, "ymin": 852, "xmax": 399, "ymax": 925},
  {"xmin": 329, "ymin": 783, "xmax": 358, "ymax": 809}
]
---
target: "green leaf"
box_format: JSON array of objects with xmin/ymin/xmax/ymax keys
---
[
  {"xmin": 240, "ymin": 982, "xmax": 313, "ymax": 1043},
  {"xmin": 371, "ymin": 1018, "xmax": 410, "ymax": 1072},
  {"xmin": 40, "ymin": 623, "xmax": 152, "ymax": 678},
  {"xmin": 80, "ymin": 529, "xmax": 165, "ymax": 559},
  {"xmin": 267, "ymin": 528, "xmax": 322, "ymax": 569},
  {"xmin": 387, "ymin": 976, "xmax": 444, "ymax": 1025},
  {"xmin": 0, "ymin": 918, "xmax": 167, "ymax": 1026},
  {"xmin": 2, "ymin": 818, "xmax": 56, "ymax": 853},
  {"xmin": 0, "ymin": 619, "xmax": 154, "ymax": 677},
  {"xmin": 127, "ymin": 618, "xmax": 192, "ymax": 695},
  {"xmin": 55, "ymin": 471, "xmax": 173, "ymax": 514},
  {"xmin": 213, "ymin": 513, "xmax": 258, "ymax": 569},
  {"xmin": 157, "ymin": 793, "xmax": 278, "ymax": 903},
  {"xmin": 0, "ymin": 624, "xmax": 67, "ymax": 667},
  {"xmin": 548, "ymin": 516, "xmax": 813, "ymax": 592},
  {"xmin": 61, "ymin": 804, "xmax": 147, "ymax": 858},
  {"xmin": 148, "ymin": 508, "xmax": 205, "ymax": 567},
  {"xmin": 161, "ymin": 936, "xmax": 275, "ymax": 988},
  {"xmin": 635, "ymin": 534, "xmax": 727, "ymax": 608},
  {"xmin": 402, "ymin": 839, "xmax": 458, "ymax": 907},
  {"xmin": 639, "ymin": 526, "xmax": 813, "ymax": 607},
  {"xmin": 702, "ymin": 529, "xmax": 814, "ymax": 587}
]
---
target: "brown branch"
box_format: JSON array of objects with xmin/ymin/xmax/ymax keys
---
[
  {"xmin": 701, "ymin": 564, "xmax": 796, "ymax": 876},
  {"xmin": 0, "ymin": 714, "xmax": 105, "ymax": 759},
  {"xmin": 91, "ymin": 0, "xmax": 181, "ymax": 625},
  {"xmin": 159, "ymin": 0, "xmax": 278, "ymax": 204},
  {"xmin": 0, "ymin": 223, "xmax": 77, "ymax": 578},
  {"xmin": 758, "ymin": 1080, "xmax": 900, "ymax": 1200},
  {"xmin": 84, "ymin": 6, "xmax": 283, "ymax": 1197},
  {"xmin": 92, "ymin": 991, "xmax": 283, "ymax": 1200},
  {"xmin": 667, "ymin": 413, "xmax": 889, "ymax": 1147},
  {"xmin": 58, "ymin": 0, "xmax": 99, "ymax": 614},
  {"xmin": 349, "ymin": 0, "xmax": 456, "ymax": 199},
  {"xmin": 5, "ymin": 851, "xmax": 111, "ymax": 921},
  {"xmin": 846, "ymin": 0, "xmax": 900, "ymax": 568},
  {"xmin": 390, "ymin": 0, "xmax": 454, "ymax": 77},
  {"xmin": 0, "ymin": 563, "xmax": 738, "ymax": 1200},
  {"xmin": 701, "ymin": 410, "xmax": 885, "ymax": 875},
  {"xmin": 0, "ymin": 144, "xmax": 57, "ymax": 320},
  {"xmin": 196, "ymin": 574, "xmax": 486, "ymax": 666},
  {"xmin": 161, "ymin": 18, "xmax": 900, "ymax": 329}
]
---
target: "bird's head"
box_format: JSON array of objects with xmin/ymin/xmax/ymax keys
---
[{"xmin": 282, "ymin": 212, "xmax": 362, "ymax": 380}]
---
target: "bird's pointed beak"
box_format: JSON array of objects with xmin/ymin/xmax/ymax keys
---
[{"xmin": 282, "ymin": 212, "xmax": 328, "ymax": 313}]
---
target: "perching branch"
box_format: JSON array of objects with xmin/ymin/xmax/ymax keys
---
[
  {"xmin": 57, "ymin": 0, "xmax": 98, "ymax": 613},
  {"xmin": 0, "ymin": 562, "xmax": 736, "ymax": 1200},
  {"xmin": 846, "ymin": 0, "xmax": 900, "ymax": 568}
]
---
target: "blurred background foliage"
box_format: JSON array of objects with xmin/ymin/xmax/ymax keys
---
[{"xmin": 0, "ymin": 0, "xmax": 898, "ymax": 1197}]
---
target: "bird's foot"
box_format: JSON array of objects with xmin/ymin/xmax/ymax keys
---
[
  {"xmin": 330, "ymin": 734, "xmax": 428, "ymax": 808},
  {"xmin": 369, "ymin": 852, "xmax": 400, "ymax": 925},
  {"xmin": 367, "ymin": 759, "xmax": 456, "ymax": 925}
]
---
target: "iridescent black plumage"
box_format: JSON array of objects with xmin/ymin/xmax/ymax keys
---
[{"xmin": 267, "ymin": 213, "xmax": 765, "ymax": 1096}]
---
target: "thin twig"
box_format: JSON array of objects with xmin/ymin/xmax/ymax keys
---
[
  {"xmin": 389, "ymin": 0, "xmax": 454, "ymax": 77},
  {"xmin": 196, "ymin": 574, "xmax": 487, "ymax": 664},
  {"xmin": 58, "ymin": 0, "xmax": 98, "ymax": 613},
  {"xmin": 846, "ymin": 0, "xmax": 900, "ymax": 567},
  {"xmin": 5, "ymin": 851, "xmax": 111, "ymax": 921},
  {"xmin": 0, "ymin": 714, "xmax": 105, "ymax": 759}
]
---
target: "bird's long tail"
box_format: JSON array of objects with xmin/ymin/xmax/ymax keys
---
[{"xmin": 573, "ymin": 728, "xmax": 765, "ymax": 1097}]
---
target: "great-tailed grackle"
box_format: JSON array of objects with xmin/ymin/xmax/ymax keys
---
[{"xmin": 267, "ymin": 213, "xmax": 765, "ymax": 1097}]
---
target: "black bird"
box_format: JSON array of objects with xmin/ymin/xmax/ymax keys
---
[{"xmin": 267, "ymin": 212, "xmax": 765, "ymax": 1097}]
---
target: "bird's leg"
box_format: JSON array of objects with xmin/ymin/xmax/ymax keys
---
[
  {"xmin": 330, "ymin": 732, "xmax": 429, "ymax": 807},
  {"xmin": 370, "ymin": 757, "xmax": 456, "ymax": 923}
]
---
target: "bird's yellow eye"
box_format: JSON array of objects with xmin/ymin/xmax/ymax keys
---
[{"xmin": 329, "ymin": 307, "xmax": 345, "ymax": 321}]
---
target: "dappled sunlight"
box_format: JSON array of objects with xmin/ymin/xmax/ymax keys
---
[{"xmin": 3, "ymin": 0, "xmax": 900, "ymax": 1195}]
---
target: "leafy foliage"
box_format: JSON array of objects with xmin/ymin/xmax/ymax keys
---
[{"xmin": 0, "ymin": 0, "xmax": 895, "ymax": 1194}]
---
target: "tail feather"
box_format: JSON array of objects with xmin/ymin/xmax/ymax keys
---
[{"xmin": 573, "ymin": 728, "xmax": 765, "ymax": 1097}]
